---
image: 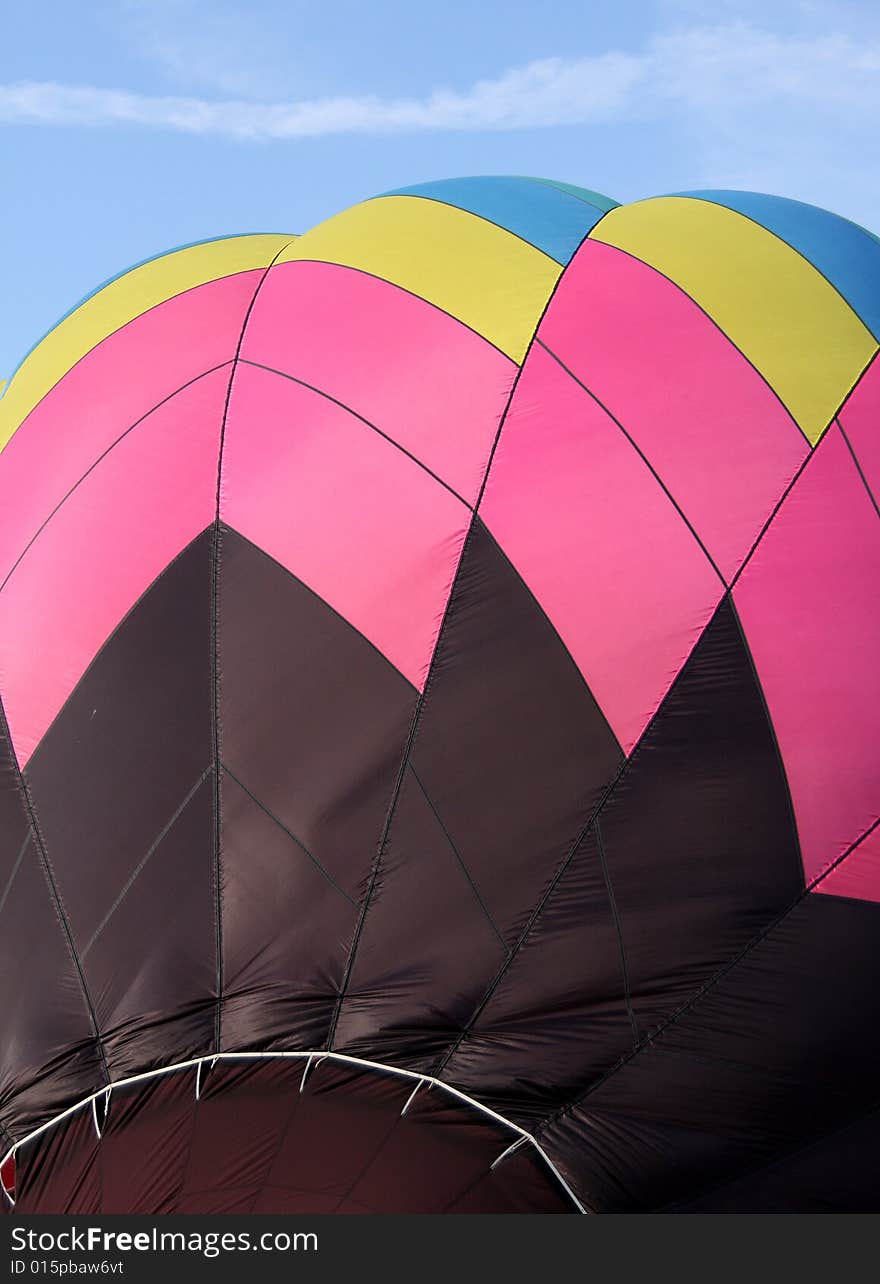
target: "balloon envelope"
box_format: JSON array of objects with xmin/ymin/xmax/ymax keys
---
[{"xmin": 1, "ymin": 177, "xmax": 879, "ymax": 1213}]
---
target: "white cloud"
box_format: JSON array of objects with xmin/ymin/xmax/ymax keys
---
[
  {"xmin": 0, "ymin": 23, "xmax": 877, "ymax": 141},
  {"xmin": 0, "ymin": 57, "xmax": 639, "ymax": 138}
]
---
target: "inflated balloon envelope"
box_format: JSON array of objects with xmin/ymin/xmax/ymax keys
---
[{"xmin": 0, "ymin": 177, "xmax": 878, "ymax": 1213}]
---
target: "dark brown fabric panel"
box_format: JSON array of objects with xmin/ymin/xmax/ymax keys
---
[
  {"xmin": 82, "ymin": 776, "xmax": 217, "ymax": 1077},
  {"xmin": 395, "ymin": 518, "xmax": 623, "ymax": 944},
  {"xmin": 218, "ymin": 526, "xmax": 418, "ymax": 903},
  {"xmin": 25, "ymin": 530, "xmax": 215, "ymax": 952},
  {"xmin": 539, "ymin": 893, "xmax": 880, "ymax": 1211},
  {"xmin": 219, "ymin": 768, "xmax": 359, "ymax": 1054},
  {"xmin": 597, "ymin": 595, "xmax": 802, "ymax": 1032},
  {"xmin": 0, "ymin": 841, "xmax": 103, "ymax": 1141},
  {"xmin": 332, "ymin": 765, "xmax": 508, "ymax": 1065},
  {"xmin": 441, "ymin": 827, "xmax": 636, "ymax": 1121},
  {"xmin": 672, "ymin": 1102, "xmax": 880, "ymax": 1212}
]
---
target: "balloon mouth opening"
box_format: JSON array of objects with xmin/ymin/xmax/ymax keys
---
[{"xmin": 3, "ymin": 1054, "xmax": 579, "ymax": 1214}]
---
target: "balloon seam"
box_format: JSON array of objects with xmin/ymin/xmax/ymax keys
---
[
  {"xmin": 0, "ymin": 696, "xmax": 110, "ymax": 1084},
  {"xmin": 209, "ymin": 240, "xmax": 299, "ymax": 1056},
  {"xmin": 677, "ymin": 193, "xmax": 880, "ymax": 343},
  {"xmin": 237, "ymin": 358, "xmax": 472, "ymax": 508},
  {"xmin": 583, "ymin": 236, "xmax": 812, "ymax": 447},
  {"xmin": 536, "ymin": 337, "xmax": 729, "ymax": 586},
  {"xmin": 380, "ymin": 190, "xmax": 574, "ymax": 265},
  {"xmin": 0, "ymin": 363, "xmax": 234, "ymax": 601},
  {"xmin": 535, "ymin": 812, "xmax": 880, "ymax": 1137},
  {"xmin": 322, "ymin": 205, "xmax": 616, "ymax": 1053}
]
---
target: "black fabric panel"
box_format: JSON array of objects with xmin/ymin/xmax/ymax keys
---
[
  {"xmin": 673, "ymin": 1105, "xmax": 880, "ymax": 1212},
  {"xmin": 332, "ymin": 765, "xmax": 508, "ymax": 1065},
  {"xmin": 80, "ymin": 776, "xmax": 217, "ymax": 1077},
  {"xmin": 10, "ymin": 1059, "xmax": 573, "ymax": 1213},
  {"xmin": 392, "ymin": 518, "xmax": 623, "ymax": 944},
  {"xmin": 538, "ymin": 892, "xmax": 880, "ymax": 1212},
  {"xmin": 218, "ymin": 526, "xmax": 418, "ymax": 902},
  {"xmin": 219, "ymin": 768, "xmax": 359, "ymax": 1053},
  {"xmin": 441, "ymin": 827, "xmax": 636, "ymax": 1121},
  {"xmin": 0, "ymin": 701, "xmax": 101, "ymax": 1138},
  {"xmin": 0, "ymin": 838, "xmax": 103, "ymax": 1140},
  {"xmin": 25, "ymin": 530, "xmax": 214, "ymax": 955},
  {"xmin": 597, "ymin": 596, "xmax": 802, "ymax": 1032}
]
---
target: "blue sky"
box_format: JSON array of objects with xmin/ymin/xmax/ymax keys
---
[{"xmin": 1, "ymin": 0, "xmax": 878, "ymax": 376}]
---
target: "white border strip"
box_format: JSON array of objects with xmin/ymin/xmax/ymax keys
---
[{"xmin": 0, "ymin": 1050, "xmax": 586, "ymax": 1214}]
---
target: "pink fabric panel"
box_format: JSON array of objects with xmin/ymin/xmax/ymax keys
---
[
  {"xmin": 221, "ymin": 362, "xmax": 470, "ymax": 688},
  {"xmin": 734, "ymin": 425, "xmax": 880, "ymax": 885},
  {"xmin": 0, "ymin": 271, "xmax": 260, "ymax": 588},
  {"xmin": 0, "ymin": 369, "xmax": 225, "ymax": 766},
  {"xmin": 815, "ymin": 823, "xmax": 880, "ymax": 904},
  {"xmin": 481, "ymin": 344, "xmax": 722, "ymax": 753},
  {"xmin": 239, "ymin": 261, "xmax": 516, "ymax": 504},
  {"xmin": 838, "ymin": 352, "xmax": 880, "ymax": 503},
  {"xmin": 538, "ymin": 239, "xmax": 809, "ymax": 582}
]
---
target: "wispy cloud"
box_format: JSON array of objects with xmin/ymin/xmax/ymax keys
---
[
  {"xmin": 0, "ymin": 57, "xmax": 639, "ymax": 138},
  {"xmin": 1, "ymin": 23, "xmax": 878, "ymax": 141}
]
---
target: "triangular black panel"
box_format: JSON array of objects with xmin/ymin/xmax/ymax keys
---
[
  {"xmin": 25, "ymin": 529, "xmax": 215, "ymax": 956},
  {"xmin": 405, "ymin": 518, "xmax": 623, "ymax": 943},
  {"xmin": 441, "ymin": 826, "xmax": 636, "ymax": 1121},
  {"xmin": 597, "ymin": 595, "xmax": 802, "ymax": 1034},
  {"xmin": 333, "ymin": 764, "xmax": 508, "ymax": 1065},
  {"xmin": 218, "ymin": 526, "xmax": 418, "ymax": 902}
]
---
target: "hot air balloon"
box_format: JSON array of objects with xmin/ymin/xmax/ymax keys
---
[{"xmin": 0, "ymin": 177, "xmax": 878, "ymax": 1214}]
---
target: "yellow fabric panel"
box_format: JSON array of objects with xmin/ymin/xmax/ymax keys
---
[
  {"xmin": 277, "ymin": 195, "xmax": 560, "ymax": 362},
  {"xmin": 591, "ymin": 197, "xmax": 878, "ymax": 443},
  {"xmin": 0, "ymin": 234, "xmax": 292, "ymax": 452}
]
